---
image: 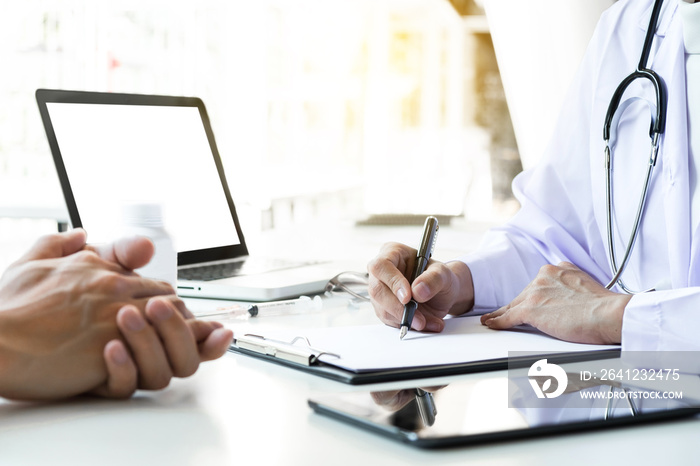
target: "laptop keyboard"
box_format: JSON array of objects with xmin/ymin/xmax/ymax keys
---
[{"xmin": 179, "ymin": 257, "xmax": 307, "ymax": 281}]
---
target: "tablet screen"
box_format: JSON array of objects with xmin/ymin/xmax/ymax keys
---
[{"xmin": 309, "ymin": 370, "xmax": 700, "ymax": 448}]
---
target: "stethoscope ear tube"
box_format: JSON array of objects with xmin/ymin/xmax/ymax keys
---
[
  {"xmin": 603, "ymin": 0, "xmax": 667, "ymax": 141},
  {"xmin": 603, "ymin": 69, "xmax": 667, "ymax": 142}
]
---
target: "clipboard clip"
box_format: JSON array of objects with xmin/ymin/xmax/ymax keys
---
[{"xmin": 233, "ymin": 333, "xmax": 341, "ymax": 366}]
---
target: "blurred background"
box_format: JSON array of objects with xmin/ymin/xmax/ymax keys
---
[{"xmin": 0, "ymin": 0, "xmax": 613, "ymax": 271}]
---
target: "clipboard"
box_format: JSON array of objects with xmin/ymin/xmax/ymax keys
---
[{"xmin": 228, "ymin": 317, "xmax": 620, "ymax": 385}]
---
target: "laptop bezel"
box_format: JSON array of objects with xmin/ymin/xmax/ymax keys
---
[{"xmin": 35, "ymin": 88, "xmax": 249, "ymax": 266}]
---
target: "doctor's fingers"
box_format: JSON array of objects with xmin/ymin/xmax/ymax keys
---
[
  {"xmin": 410, "ymin": 262, "xmax": 452, "ymax": 303},
  {"xmin": 481, "ymin": 303, "xmax": 527, "ymax": 330},
  {"xmin": 371, "ymin": 389, "xmax": 417, "ymax": 412},
  {"xmin": 419, "ymin": 308, "xmax": 447, "ymax": 333},
  {"xmin": 377, "ymin": 306, "xmax": 428, "ymax": 331},
  {"xmin": 479, "ymin": 279, "xmax": 534, "ymax": 329},
  {"xmin": 480, "ymin": 262, "xmax": 574, "ymax": 327},
  {"xmin": 368, "ymin": 273, "xmax": 427, "ymax": 330},
  {"xmin": 368, "ymin": 272, "xmax": 403, "ymax": 310},
  {"xmin": 479, "ymin": 273, "xmax": 541, "ymax": 329},
  {"xmin": 368, "ymin": 242, "xmax": 415, "ymax": 304}
]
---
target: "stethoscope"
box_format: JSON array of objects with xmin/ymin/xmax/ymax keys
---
[{"xmin": 603, "ymin": 0, "xmax": 667, "ymax": 294}]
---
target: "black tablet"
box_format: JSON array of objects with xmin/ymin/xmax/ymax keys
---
[{"xmin": 309, "ymin": 372, "xmax": 700, "ymax": 449}]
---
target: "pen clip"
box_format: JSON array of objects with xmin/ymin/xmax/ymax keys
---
[
  {"xmin": 417, "ymin": 216, "xmax": 439, "ymax": 261},
  {"xmin": 428, "ymin": 224, "xmax": 439, "ymax": 259}
]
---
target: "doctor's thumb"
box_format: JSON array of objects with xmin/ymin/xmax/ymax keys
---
[{"xmin": 412, "ymin": 282, "xmax": 432, "ymax": 302}]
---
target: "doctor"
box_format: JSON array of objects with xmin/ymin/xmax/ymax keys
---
[{"xmin": 368, "ymin": 0, "xmax": 700, "ymax": 350}]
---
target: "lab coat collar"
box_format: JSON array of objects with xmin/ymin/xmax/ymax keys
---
[{"xmin": 639, "ymin": 0, "xmax": 677, "ymax": 37}]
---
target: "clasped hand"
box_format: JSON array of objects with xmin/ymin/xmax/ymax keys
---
[{"xmin": 0, "ymin": 229, "xmax": 232, "ymax": 401}]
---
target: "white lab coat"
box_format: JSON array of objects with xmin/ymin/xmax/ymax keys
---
[{"xmin": 462, "ymin": 0, "xmax": 698, "ymax": 350}]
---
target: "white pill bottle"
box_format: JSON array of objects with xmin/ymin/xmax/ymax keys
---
[{"xmin": 121, "ymin": 202, "xmax": 177, "ymax": 288}]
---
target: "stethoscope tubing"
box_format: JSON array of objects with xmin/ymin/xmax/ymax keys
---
[
  {"xmin": 604, "ymin": 133, "xmax": 659, "ymax": 293},
  {"xmin": 603, "ymin": 0, "xmax": 666, "ymax": 294}
]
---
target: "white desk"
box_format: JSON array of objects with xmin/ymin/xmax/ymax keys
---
[
  {"xmin": 1, "ymin": 223, "xmax": 698, "ymax": 465},
  {"xmin": 1, "ymin": 296, "xmax": 698, "ymax": 466}
]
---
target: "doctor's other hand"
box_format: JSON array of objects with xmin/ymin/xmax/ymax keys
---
[
  {"xmin": 367, "ymin": 242, "xmax": 474, "ymax": 333},
  {"xmin": 480, "ymin": 262, "xmax": 631, "ymax": 345},
  {"xmin": 0, "ymin": 229, "xmax": 232, "ymax": 401}
]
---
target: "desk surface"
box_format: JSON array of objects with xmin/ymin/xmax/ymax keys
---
[
  {"xmin": 1, "ymin": 224, "xmax": 698, "ymax": 465},
  {"xmin": 1, "ymin": 297, "xmax": 698, "ymax": 466}
]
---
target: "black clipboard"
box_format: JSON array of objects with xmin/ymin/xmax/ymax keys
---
[{"xmin": 228, "ymin": 333, "xmax": 620, "ymax": 385}]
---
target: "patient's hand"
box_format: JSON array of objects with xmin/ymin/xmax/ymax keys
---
[{"xmin": 0, "ymin": 229, "xmax": 231, "ymax": 400}]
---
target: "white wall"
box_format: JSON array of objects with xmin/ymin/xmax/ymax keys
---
[{"xmin": 482, "ymin": 0, "xmax": 616, "ymax": 170}]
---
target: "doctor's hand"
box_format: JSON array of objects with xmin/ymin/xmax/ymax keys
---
[
  {"xmin": 370, "ymin": 385, "xmax": 445, "ymax": 412},
  {"xmin": 367, "ymin": 242, "xmax": 474, "ymax": 333},
  {"xmin": 480, "ymin": 262, "xmax": 631, "ymax": 344}
]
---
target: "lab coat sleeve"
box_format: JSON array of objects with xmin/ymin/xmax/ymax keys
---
[{"xmin": 623, "ymin": 289, "xmax": 700, "ymax": 351}]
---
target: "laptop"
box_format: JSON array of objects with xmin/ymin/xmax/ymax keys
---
[{"xmin": 36, "ymin": 89, "xmax": 338, "ymax": 301}]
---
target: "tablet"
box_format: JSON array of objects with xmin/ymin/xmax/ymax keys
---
[{"xmin": 308, "ymin": 373, "xmax": 700, "ymax": 449}]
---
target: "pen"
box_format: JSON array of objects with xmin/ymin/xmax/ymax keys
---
[
  {"xmin": 399, "ymin": 216, "xmax": 439, "ymax": 340},
  {"xmin": 415, "ymin": 388, "xmax": 437, "ymax": 427},
  {"xmin": 196, "ymin": 295, "xmax": 323, "ymax": 319}
]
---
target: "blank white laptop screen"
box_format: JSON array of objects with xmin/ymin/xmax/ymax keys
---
[{"xmin": 45, "ymin": 102, "xmax": 240, "ymax": 252}]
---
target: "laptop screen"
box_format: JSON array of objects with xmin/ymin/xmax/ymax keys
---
[{"xmin": 40, "ymin": 94, "xmax": 243, "ymax": 260}]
